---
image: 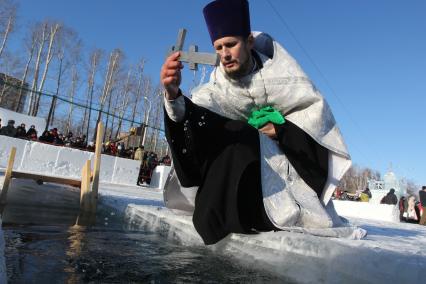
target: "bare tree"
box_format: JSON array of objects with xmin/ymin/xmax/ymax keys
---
[
  {"xmin": 32, "ymin": 22, "xmax": 62, "ymax": 116},
  {"xmin": 27, "ymin": 22, "xmax": 48, "ymax": 115},
  {"xmin": 65, "ymin": 65, "xmax": 79, "ymax": 134},
  {"xmin": 114, "ymin": 68, "xmax": 133, "ymax": 139},
  {"xmin": 82, "ymin": 49, "xmax": 102, "ymax": 139},
  {"xmin": 93, "ymin": 49, "xmax": 122, "ymax": 142},
  {"xmin": 130, "ymin": 59, "xmax": 145, "ymax": 127},
  {"xmin": 16, "ymin": 31, "xmax": 37, "ymax": 112},
  {"xmin": 0, "ymin": 0, "xmax": 17, "ymax": 60}
]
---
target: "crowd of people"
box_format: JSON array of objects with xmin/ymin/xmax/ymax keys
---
[
  {"xmin": 0, "ymin": 119, "xmax": 172, "ymax": 185},
  {"xmin": 398, "ymin": 186, "xmax": 426, "ymax": 225},
  {"xmin": 333, "ymin": 186, "xmax": 426, "ymax": 225}
]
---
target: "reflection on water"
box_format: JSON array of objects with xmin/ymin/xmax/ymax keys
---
[{"xmin": 3, "ymin": 204, "xmax": 286, "ymax": 283}]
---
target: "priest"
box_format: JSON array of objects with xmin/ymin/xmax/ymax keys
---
[{"xmin": 160, "ymin": 0, "xmax": 353, "ymax": 245}]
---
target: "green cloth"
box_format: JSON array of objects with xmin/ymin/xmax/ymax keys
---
[{"xmin": 247, "ymin": 106, "xmax": 285, "ymax": 129}]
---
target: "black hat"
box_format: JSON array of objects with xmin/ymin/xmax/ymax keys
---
[{"xmin": 203, "ymin": 0, "xmax": 251, "ymax": 44}]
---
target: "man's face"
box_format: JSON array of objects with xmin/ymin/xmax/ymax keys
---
[{"xmin": 213, "ymin": 35, "xmax": 253, "ymax": 79}]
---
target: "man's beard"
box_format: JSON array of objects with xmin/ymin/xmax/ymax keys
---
[{"xmin": 224, "ymin": 51, "xmax": 252, "ymax": 80}]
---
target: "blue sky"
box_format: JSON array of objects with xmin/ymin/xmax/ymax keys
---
[{"xmin": 9, "ymin": 0, "xmax": 426, "ymax": 185}]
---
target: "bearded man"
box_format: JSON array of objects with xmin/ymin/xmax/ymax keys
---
[{"xmin": 160, "ymin": 0, "xmax": 355, "ymax": 245}]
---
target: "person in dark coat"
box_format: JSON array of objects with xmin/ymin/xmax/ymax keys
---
[
  {"xmin": 26, "ymin": 125, "xmax": 37, "ymax": 138},
  {"xmin": 38, "ymin": 130, "xmax": 54, "ymax": 143},
  {"xmin": 0, "ymin": 120, "xmax": 17, "ymax": 137},
  {"xmin": 380, "ymin": 188, "xmax": 398, "ymax": 205},
  {"xmin": 15, "ymin": 123, "xmax": 27, "ymax": 138},
  {"xmin": 363, "ymin": 187, "xmax": 372, "ymax": 198},
  {"xmin": 160, "ymin": 0, "xmax": 349, "ymax": 245},
  {"xmin": 419, "ymin": 186, "xmax": 426, "ymax": 225}
]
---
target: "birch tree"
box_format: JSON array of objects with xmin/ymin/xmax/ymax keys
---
[
  {"xmin": 16, "ymin": 32, "xmax": 36, "ymax": 111},
  {"xmin": 0, "ymin": 0, "xmax": 17, "ymax": 61},
  {"xmin": 82, "ymin": 49, "xmax": 102, "ymax": 139},
  {"xmin": 28, "ymin": 22, "xmax": 48, "ymax": 115},
  {"xmin": 114, "ymin": 68, "xmax": 133, "ymax": 139},
  {"xmin": 65, "ymin": 65, "xmax": 79, "ymax": 134},
  {"xmin": 93, "ymin": 49, "xmax": 122, "ymax": 142},
  {"xmin": 130, "ymin": 59, "xmax": 146, "ymax": 127},
  {"xmin": 32, "ymin": 22, "xmax": 61, "ymax": 116}
]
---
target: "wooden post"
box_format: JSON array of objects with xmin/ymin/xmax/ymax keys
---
[
  {"xmin": 80, "ymin": 160, "xmax": 91, "ymax": 212},
  {"xmin": 0, "ymin": 147, "xmax": 16, "ymax": 205},
  {"xmin": 91, "ymin": 122, "xmax": 103, "ymax": 212}
]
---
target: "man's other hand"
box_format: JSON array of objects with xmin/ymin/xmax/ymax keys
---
[
  {"xmin": 259, "ymin": 123, "xmax": 277, "ymax": 139},
  {"xmin": 160, "ymin": 52, "xmax": 184, "ymax": 100}
]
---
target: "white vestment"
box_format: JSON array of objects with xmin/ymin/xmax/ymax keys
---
[{"xmin": 164, "ymin": 32, "xmax": 363, "ymax": 238}]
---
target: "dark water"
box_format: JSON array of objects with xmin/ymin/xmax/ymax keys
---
[{"xmin": 2, "ymin": 204, "xmax": 285, "ymax": 283}]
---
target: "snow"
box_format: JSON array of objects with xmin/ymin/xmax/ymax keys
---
[
  {"xmin": 1, "ymin": 174, "xmax": 425, "ymax": 283},
  {"xmin": 332, "ymin": 200, "xmax": 400, "ymax": 223},
  {"xmin": 0, "ymin": 107, "xmax": 46, "ymax": 133}
]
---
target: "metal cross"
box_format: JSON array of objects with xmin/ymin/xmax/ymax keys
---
[{"xmin": 168, "ymin": 28, "xmax": 219, "ymax": 71}]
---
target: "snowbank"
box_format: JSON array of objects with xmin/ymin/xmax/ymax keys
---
[
  {"xmin": 0, "ymin": 107, "xmax": 46, "ymax": 133},
  {"xmin": 333, "ymin": 200, "xmax": 400, "ymax": 222},
  {"xmin": 0, "ymin": 135, "xmax": 139, "ymax": 185}
]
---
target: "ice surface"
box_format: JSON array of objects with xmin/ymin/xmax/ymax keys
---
[
  {"xmin": 124, "ymin": 204, "xmax": 426, "ymax": 283},
  {"xmin": 1, "ymin": 178, "xmax": 425, "ymax": 283}
]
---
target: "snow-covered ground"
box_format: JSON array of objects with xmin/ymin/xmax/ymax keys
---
[{"xmin": 1, "ymin": 177, "xmax": 426, "ymax": 283}]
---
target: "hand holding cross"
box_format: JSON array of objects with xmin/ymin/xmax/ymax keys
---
[{"xmin": 161, "ymin": 29, "xmax": 219, "ymax": 100}]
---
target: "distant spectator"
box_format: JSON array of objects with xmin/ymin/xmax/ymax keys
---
[
  {"xmin": 363, "ymin": 187, "xmax": 372, "ymax": 198},
  {"xmin": 87, "ymin": 141, "xmax": 95, "ymax": 152},
  {"xmin": 399, "ymin": 196, "xmax": 406, "ymax": 221},
  {"xmin": 72, "ymin": 136, "xmax": 85, "ymax": 149},
  {"xmin": 419, "ymin": 186, "xmax": 426, "ymax": 225},
  {"xmin": 380, "ymin": 188, "xmax": 398, "ymax": 205},
  {"xmin": 15, "ymin": 123, "xmax": 27, "ymax": 138},
  {"xmin": 160, "ymin": 155, "xmax": 171, "ymax": 166},
  {"xmin": 54, "ymin": 134, "xmax": 64, "ymax": 145},
  {"xmin": 28, "ymin": 132, "xmax": 37, "ymax": 141},
  {"xmin": 0, "ymin": 118, "xmax": 2, "ymax": 128},
  {"xmin": 404, "ymin": 195, "xmax": 419, "ymax": 223},
  {"xmin": 26, "ymin": 125, "xmax": 37, "ymax": 138},
  {"xmin": 0, "ymin": 120, "xmax": 17, "ymax": 137},
  {"xmin": 81, "ymin": 135, "xmax": 87, "ymax": 147},
  {"xmin": 39, "ymin": 130, "xmax": 54, "ymax": 143},
  {"xmin": 64, "ymin": 132, "xmax": 73, "ymax": 145},
  {"xmin": 117, "ymin": 143, "xmax": 126, "ymax": 157}
]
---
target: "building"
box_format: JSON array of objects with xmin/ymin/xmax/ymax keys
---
[{"xmin": 0, "ymin": 73, "xmax": 28, "ymax": 113}]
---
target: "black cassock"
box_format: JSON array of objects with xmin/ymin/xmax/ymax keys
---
[{"xmin": 165, "ymin": 96, "xmax": 329, "ymax": 245}]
